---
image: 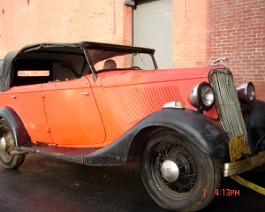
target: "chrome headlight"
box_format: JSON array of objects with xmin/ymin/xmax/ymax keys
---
[
  {"xmin": 188, "ymin": 82, "xmax": 215, "ymax": 110},
  {"xmin": 237, "ymin": 82, "xmax": 255, "ymax": 104}
]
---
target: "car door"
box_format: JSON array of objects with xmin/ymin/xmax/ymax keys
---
[
  {"xmin": 42, "ymin": 76, "xmax": 105, "ymax": 147},
  {"xmin": 1, "ymin": 84, "xmax": 52, "ymax": 144}
]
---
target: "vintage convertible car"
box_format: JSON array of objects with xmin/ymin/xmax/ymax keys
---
[{"xmin": 0, "ymin": 41, "xmax": 265, "ymax": 211}]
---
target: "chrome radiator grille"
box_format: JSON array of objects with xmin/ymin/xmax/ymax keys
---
[{"xmin": 210, "ymin": 69, "xmax": 251, "ymax": 154}]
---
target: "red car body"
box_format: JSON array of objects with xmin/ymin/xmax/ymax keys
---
[
  {"xmin": 1, "ymin": 66, "xmax": 216, "ymax": 147},
  {"xmin": 0, "ymin": 42, "xmax": 264, "ymax": 211}
]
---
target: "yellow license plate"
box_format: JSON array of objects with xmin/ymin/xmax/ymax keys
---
[{"xmin": 229, "ymin": 135, "xmax": 246, "ymax": 162}]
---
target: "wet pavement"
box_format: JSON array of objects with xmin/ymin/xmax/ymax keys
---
[{"xmin": 0, "ymin": 154, "xmax": 265, "ymax": 212}]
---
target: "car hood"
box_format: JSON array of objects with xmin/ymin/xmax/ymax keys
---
[
  {"xmin": 97, "ymin": 67, "xmax": 218, "ymax": 130},
  {"xmin": 99, "ymin": 67, "xmax": 213, "ymax": 87}
]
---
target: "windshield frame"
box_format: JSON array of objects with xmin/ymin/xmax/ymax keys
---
[{"xmin": 83, "ymin": 45, "xmax": 158, "ymax": 81}]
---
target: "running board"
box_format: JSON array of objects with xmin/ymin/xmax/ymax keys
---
[
  {"xmin": 17, "ymin": 144, "xmax": 99, "ymax": 164},
  {"xmin": 16, "ymin": 140, "xmax": 128, "ymax": 166}
]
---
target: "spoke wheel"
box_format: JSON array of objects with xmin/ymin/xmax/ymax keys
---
[
  {"xmin": 0, "ymin": 119, "xmax": 25, "ymax": 169},
  {"xmin": 141, "ymin": 130, "xmax": 221, "ymax": 211},
  {"xmin": 152, "ymin": 142, "xmax": 198, "ymax": 197}
]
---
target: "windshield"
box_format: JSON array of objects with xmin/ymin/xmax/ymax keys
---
[{"xmin": 86, "ymin": 48, "xmax": 156, "ymax": 72}]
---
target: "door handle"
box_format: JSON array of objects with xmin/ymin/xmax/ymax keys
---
[{"xmin": 80, "ymin": 91, "xmax": 89, "ymax": 96}]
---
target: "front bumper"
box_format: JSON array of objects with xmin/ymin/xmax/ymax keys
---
[{"xmin": 223, "ymin": 150, "xmax": 265, "ymax": 177}]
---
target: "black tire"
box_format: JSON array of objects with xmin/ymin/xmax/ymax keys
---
[
  {"xmin": 0, "ymin": 119, "xmax": 25, "ymax": 169},
  {"xmin": 141, "ymin": 130, "xmax": 221, "ymax": 211}
]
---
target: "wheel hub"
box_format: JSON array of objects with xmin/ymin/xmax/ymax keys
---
[
  {"xmin": 0, "ymin": 137, "xmax": 7, "ymax": 150},
  {"xmin": 161, "ymin": 160, "xmax": 179, "ymax": 182}
]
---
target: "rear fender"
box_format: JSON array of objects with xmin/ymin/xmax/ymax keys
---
[{"xmin": 0, "ymin": 107, "xmax": 30, "ymax": 148}]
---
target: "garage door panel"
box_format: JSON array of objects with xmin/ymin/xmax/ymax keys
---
[{"xmin": 133, "ymin": 0, "xmax": 172, "ymax": 68}]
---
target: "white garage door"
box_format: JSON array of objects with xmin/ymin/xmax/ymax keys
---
[{"xmin": 133, "ymin": 0, "xmax": 172, "ymax": 68}]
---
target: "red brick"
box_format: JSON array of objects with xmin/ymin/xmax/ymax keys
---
[
  {"xmin": 0, "ymin": 0, "xmax": 264, "ymax": 100},
  {"xmin": 0, "ymin": 0, "xmax": 132, "ymax": 59}
]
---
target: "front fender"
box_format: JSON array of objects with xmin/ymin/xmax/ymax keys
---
[
  {"xmin": 245, "ymin": 100, "xmax": 265, "ymax": 151},
  {"xmin": 138, "ymin": 108, "xmax": 229, "ymax": 158},
  {"xmin": 85, "ymin": 108, "xmax": 229, "ymax": 166}
]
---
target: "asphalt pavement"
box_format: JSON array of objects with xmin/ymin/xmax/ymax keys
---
[{"xmin": 0, "ymin": 154, "xmax": 264, "ymax": 212}]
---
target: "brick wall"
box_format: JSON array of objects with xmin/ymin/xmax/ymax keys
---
[
  {"xmin": 0, "ymin": 0, "xmax": 132, "ymax": 59},
  {"xmin": 208, "ymin": 0, "xmax": 265, "ymax": 99},
  {"xmin": 172, "ymin": 0, "xmax": 210, "ymax": 68},
  {"xmin": 0, "ymin": 0, "xmax": 264, "ymax": 99},
  {"xmin": 172, "ymin": 0, "xmax": 264, "ymax": 100}
]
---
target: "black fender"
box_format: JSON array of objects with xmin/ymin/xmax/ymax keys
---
[
  {"xmin": 244, "ymin": 100, "xmax": 265, "ymax": 152},
  {"xmin": 85, "ymin": 108, "xmax": 229, "ymax": 166},
  {"xmin": 0, "ymin": 107, "xmax": 30, "ymax": 148}
]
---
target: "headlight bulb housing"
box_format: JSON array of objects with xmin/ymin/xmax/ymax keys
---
[
  {"xmin": 237, "ymin": 82, "xmax": 255, "ymax": 104},
  {"xmin": 188, "ymin": 82, "xmax": 215, "ymax": 111}
]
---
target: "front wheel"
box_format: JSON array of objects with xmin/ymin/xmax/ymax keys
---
[
  {"xmin": 0, "ymin": 119, "xmax": 25, "ymax": 169},
  {"xmin": 141, "ymin": 130, "xmax": 221, "ymax": 211}
]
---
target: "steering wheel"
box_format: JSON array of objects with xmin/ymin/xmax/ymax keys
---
[{"xmin": 130, "ymin": 66, "xmax": 141, "ymax": 70}]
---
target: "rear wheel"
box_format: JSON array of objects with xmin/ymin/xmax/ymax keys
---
[
  {"xmin": 141, "ymin": 130, "xmax": 221, "ymax": 211},
  {"xmin": 0, "ymin": 119, "xmax": 25, "ymax": 169}
]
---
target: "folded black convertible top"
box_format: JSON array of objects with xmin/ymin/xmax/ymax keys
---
[{"xmin": 0, "ymin": 41, "xmax": 154, "ymax": 92}]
